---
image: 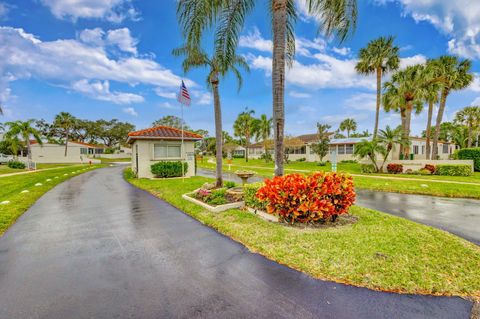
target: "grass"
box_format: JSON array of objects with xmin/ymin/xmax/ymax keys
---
[
  {"xmin": 126, "ymin": 172, "xmax": 480, "ymax": 298},
  {"xmin": 0, "ymin": 163, "xmax": 79, "ymax": 175},
  {"xmin": 97, "ymin": 157, "xmax": 131, "ymax": 163},
  {"xmin": 199, "ymin": 158, "xmax": 480, "ymax": 199},
  {"xmin": 0, "ymin": 164, "xmax": 102, "ymax": 236}
]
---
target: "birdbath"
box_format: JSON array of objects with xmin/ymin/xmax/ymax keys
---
[{"xmin": 235, "ymin": 170, "xmax": 255, "ymax": 186}]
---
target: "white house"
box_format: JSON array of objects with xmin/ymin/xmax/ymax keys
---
[
  {"xmin": 127, "ymin": 126, "xmax": 203, "ymax": 178},
  {"xmin": 30, "ymin": 141, "xmax": 104, "ymax": 163}
]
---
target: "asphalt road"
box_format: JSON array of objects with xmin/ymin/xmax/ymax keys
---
[
  {"xmin": 197, "ymin": 168, "xmax": 480, "ymax": 245},
  {"xmin": 0, "ymin": 166, "xmax": 473, "ymax": 318}
]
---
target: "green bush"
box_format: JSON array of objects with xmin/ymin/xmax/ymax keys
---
[
  {"xmin": 206, "ymin": 189, "xmax": 228, "ymax": 205},
  {"xmin": 7, "ymin": 160, "xmax": 26, "ymax": 169},
  {"xmin": 260, "ymin": 152, "xmax": 272, "ymax": 162},
  {"xmin": 224, "ymin": 181, "xmax": 236, "ymax": 189},
  {"xmin": 151, "ymin": 161, "xmax": 188, "ymax": 178},
  {"xmin": 296, "ymin": 157, "xmax": 306, "ymax": 162},
  {"xmin": 435, "ymin": 164, "xmax": 472, "ymax": 176},
  {"xmin": 360, "ymin": 164, "xmax": 376, "ymax": 173},
  {"xmin": 317, "ymin": 161, "xmax": 327, "ymax": 166},
  {"xmin": 340, "ymin": 159, "xmax": 358, "ymax": 163},
  {"xmin": 244, "ymin": 182, "xmax": 267, "ymax": 211},
  {"xmin": 456, "ymin": 148, "xmax": 480, "ymax": 171},
  {"xmin": 232, "ymin": 154, "xmax": 245, "ymax": 159}
]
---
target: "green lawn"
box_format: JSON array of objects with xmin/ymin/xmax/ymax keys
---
[
  {"xmin": 97, "ymin": 157, "xmax": 131, "ymax": 163},
  {"xmin": 198, "ymin": 158, "xmax": 480, "ymax": 199},
  {"xmin": 0, "ymin": 164, "xmax": 102, "ymax": 235},
  {"xmin": 0, "ymin": 163, "xmax": 79, "ymax": 175},
  {"xmin": 126, "ymin": 172, "xmax": 480, "ymax": 297}
]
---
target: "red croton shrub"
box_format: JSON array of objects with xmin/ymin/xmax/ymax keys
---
[
  {"xmin": 386, "ymin": 163, "xmax": 403, "ymax": 174},
  {"xmin": 255, "ymin": 172, "xmax": 356, "ymax": 224},
  {"xmin": 423, "ymin": 164, "xmax": 436, "ymax": 174}
]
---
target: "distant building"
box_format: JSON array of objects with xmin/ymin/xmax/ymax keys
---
[{"xmin": 30, "ymin": 141, "xmax": 105, "ymax": 163}]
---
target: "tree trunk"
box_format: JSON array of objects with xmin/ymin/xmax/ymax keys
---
[
  {"xmin": 425, "ymin": 100, "xmax": 434, "ymax": 160},
  {"xmin": 399, "ymin": 108, "xmax": 407, "ymax": 159},
  {"xmin": 467, "ymin": 124, "xmax": 472, "ymax": 148},
  {"xmin": 432, "ymin": 89, "xmax": 448, "ymax": 159},
  {"xmin": 272, "ymin": 0, "xmax": 286, "ymax": 176},
  {"xmin": 404, "ymin": 103, "xmax": 412, "ymax": 158},
  {"xmin": 374, "ymin": 67, "xmax": 382, "ymax": 139},
  {"xmin": 64, "ymin": 130, "xmax": 69, "ymax": 157},
  {"xmin": 245, "ymin": 134, "xmax": 249, "ymax": 162},
  {"xmin": 26, "ymin": 139, "xmax": 32, "ymax": 170},
  {"xmin": 212, "ymin": 79, "xmax": 223, "ymax": 188}
]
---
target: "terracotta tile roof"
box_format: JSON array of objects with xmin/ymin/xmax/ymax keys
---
[{"xmin": 127, "ymin": 126, "xmax": 203, "ymax": 143}]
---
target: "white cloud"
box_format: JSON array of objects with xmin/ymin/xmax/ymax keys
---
[
  {"xmin": 71, "ymin": 79, "xmax": 144, "ymax": 104},
  {"xmin": 343, "ymin": 93, "xmax": 377, "ymax": 111},
  {"xmin": 159, "ymin": 102, "xmax": 175, "ymax": 109},
  {"xmin": 40, "ymin": 0, "xmax": 139, "ymax": 22},
  {"xmin": 122, "ymin": 107, "xmax": 138, "ymax": 116},
  {"xmin": 0, "ymin": 2, "xmax": 10, "ymax": 19},
  {"xmin": 191, "ymin": 90, "xmax": 212, "ymax": 105},
  {"xmin": 332, "ymin": 47, "xmax": 351, "ymax": 56},
  {"xmin": 376, "ymin": 0, "xmax": 480, "ymax": 59},
  {"xmin": 399, "ymin": 54, "xmax": 427, "ymax": 69},
  {"xmin": 468, "ymin": 73, "xmax": 480, "ymax": 92},
  {"xmin": 79, "ymin": 28, "xmax": 104, "ymax": 46},
  {"xmin": 289, "ymin": 90, "xmax": 311, "ymax": 98},
  {"xmin": 154, "ymin": 87, "xmax": 177, "ymax": 99},
  {"xmin": 472, "ymin": 97, "xmax": 480, "ymax": 105},
  {"xmin": 239, "ymin": 27, "xmax": 272, "ymax": 52},
  {"xmin": 79, "ymin": 27, "xmax": 138, "ymax": 55}
]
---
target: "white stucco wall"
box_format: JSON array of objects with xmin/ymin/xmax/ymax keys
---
[
  {"xmin": 131, "ymin": 139, "xmax": 196, "ymax": 178},
  {"xmin": 30, "ymin": 143, "xmax": 94, "ymax": 163}
]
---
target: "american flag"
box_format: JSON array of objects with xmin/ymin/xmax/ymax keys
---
[{"xmin": 177, "ymin": 80, "xmax": 191, "ymax": 106}]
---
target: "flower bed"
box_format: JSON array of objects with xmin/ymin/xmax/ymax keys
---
[{"xmin": 182, "ymin": 182, "xmax": 244, "ymax": 213}]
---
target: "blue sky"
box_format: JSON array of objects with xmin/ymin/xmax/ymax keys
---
[{"xmin": 1, "ymin": 0, "xmax": 480, "ymax": 137}]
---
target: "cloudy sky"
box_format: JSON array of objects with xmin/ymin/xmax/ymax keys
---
[{"xmin": 1, "ymin": 0, "xmax": 480, "ymax": 137}]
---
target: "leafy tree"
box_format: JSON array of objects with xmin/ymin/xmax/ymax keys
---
[
  {"xmin": 354, "ymin": 139, "xmax": 386, "ymax": 172},
  {"xmin": 377, "ymin": 126, "xmax": 404, "ymax": 172},
  {"xmin": 339, "ymin": 118, "xmax": 357, "ymax": 138},
  {"xmin": 429, "ymin": 56, "xmax": 473, "ymax": 159},
  {"xmin": 356, "ymin": 36, "xmax": 400, "ymax": 138},
  {"xmin": 152, "ymin": 115, "xmax": 190, "ymax": 130},
  {"xmin": 233, "ymin": 109, "xmax": 258, "ymax": 162},
  {"xmin": 53, "ymin": 112, "xmax": 77, "ymax": 156},
  {"xmin": 172, "ymin": 45, "xmax": 248, "ymax": 187},
  {"xmin": 254, "ymin": 114, "xmax": 272, "ymax": 161},
  {"xmin": 96, "ymin": 119, "xmax": 135, "ymax": 147},
  {"xmin": 5, "ymin": 120, "xmax": 43, "ymax": 168},
  {"xmin": 311, "ymin": 123, "xmax": 331, "ymax": 162},
  {"xmin": 177, "ymin": 0, "xmax": 357, "ymax": 176},
  {"xmin": 455, "ymin": 106, "xmax": 480, "ymax": 148},
  {"xmin": 283, "ymin": 136, "xmax": 305, "ymax": 164},
  {"xmin": 333, "ymin": 130, "xmax": 346, "ymax": 139}
]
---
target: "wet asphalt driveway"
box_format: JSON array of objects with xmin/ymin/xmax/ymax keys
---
[{"xmin": 0, "ymin": 166, "xmax": 473, "ymax": 319}]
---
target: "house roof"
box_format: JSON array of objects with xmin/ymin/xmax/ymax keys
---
[{"xmin": 127, "ymin": 126, "xmax": 203, "ymax": 143}]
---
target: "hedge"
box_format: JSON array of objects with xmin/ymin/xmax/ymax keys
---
[
  {"xmin": 7, "ymin": 160, "xmax": 26, "ymax": 169},
  {"xmin": 456, "ymin": 148, "xmax": 480, "ymax": 171},
  {"xmin": 244, "ymin": 182, "xmax": 267, "ymax": 211},
  {"xmin": 386, "ymin": 163, "xmax": 403, "ymax": 174},
  {"xmin": 360, "ymin": 164, "xmax": 376, "ymax": 173},
  {"xmin": 435, "ymin": 164, "xmax": 472, "ymax": 176},
  {"xmin": 151, "ymin": 161, "xmax": 188, "ymax": 178}
]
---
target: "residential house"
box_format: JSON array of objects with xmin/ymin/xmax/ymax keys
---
[{"xmin": 30, "ymin": 141, "xmax": 104, "ymax": 163}]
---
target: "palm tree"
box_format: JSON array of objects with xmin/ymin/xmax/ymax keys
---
[
  {"xmin": 5, "ymin": 120, "xmax": 43, "ymax": 169},
  {"xmin": 354, "ymin": 139, "xmax": 386, "ymax": 172},
  {"xmin": 173, "ymin": 45, "xmax": 249, "ymax": 187},
  {"xmin": 455, "ymin": 106, "xmax": 480, "ymax": 148},
  {"xmin": 377, "ymin": 125, "xmax": 404, "ymax": 171},
  {"xmin": 177, "ymin": 0, "xmax": 357, "ymax": 176},
  {"xmin": 233, "ymin": 108, "xmax": 258, "ymax": 163},
  {"xmin": 383, "ymin": 65, "xmax": 425, "ymax": 158},
  {"xmin": 254, "ymin": 114, "xmax": 272, "ymax": 161},
  {"xmin": 422, "ymin": 62, "xmax": 442, "ymax": 160},
  {"xmin": 54, "ymin": 112, "xmax": 76, "ymax": 157},
  {"xmin": 339, "ymin": 118, "xmax": 357, "ymax": 138},
  {"xmin": 356, "ymin": 36, "xmax": 400, "ymax": 138},
  {"xmin": 429, "ymin": 56, "xmax": 473, "ymax": 159}
]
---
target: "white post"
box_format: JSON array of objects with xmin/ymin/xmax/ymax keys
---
[{"xmin": 181, "ymin": 103, "xmax": 185, "ymax": 181}]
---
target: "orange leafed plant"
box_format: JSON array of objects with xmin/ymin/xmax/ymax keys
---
[{"xmin": 256, "ymin": 172, "xmax": 356, "ymax": 224}]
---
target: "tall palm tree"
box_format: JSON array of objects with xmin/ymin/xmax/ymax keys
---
[
  {"xmin": 172, "ymin": 45, "xmax": 249, "ymax": 187},
  {"xmin": 377, "ymin": 125, "xmax": 404, "ymax": 171},
  {"xmin": 383, "ymin": 65, "xmax": 425, "ymax": 158},
  {"xmin": 429, "ymin": 56, "xmax": 473, "ymax": 159},
  {"xmin": 254, "ymin": 114, "xmax": 272, "ymax": 159},
  {"xmin": 233, "ymin": 108, "xmax": 258, "ymax": 163},
  {"xmin": 455, "ymin": 106, "xmax": 480, "ymax": 148},
  {"xmin": 422, "ymin": 61, "xmax": 442, "ymax": 159},
  {"xmin": 356, "ymin": 36, "xmax": 400, "ymax": 138},
  {"xmin": 5, "ymin": 120, "xmax": 43, "ymax": 169},
  {"xmin": 54, "ymin": 112, "xmax": 76, "ymax": 157},
  {"xmin": 339, "ymin": 118, "xmax": 357, "ymax": 138},
  {"xmin": 177, "ymin": 0, "xmax": 357, "ymax": 176}
]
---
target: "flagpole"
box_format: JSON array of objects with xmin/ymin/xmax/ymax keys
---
[{"xmin": 181, "ymin": 100, "xmax": 185, "ymax": 182}]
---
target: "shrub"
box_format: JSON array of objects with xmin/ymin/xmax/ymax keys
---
[
  {"xmin": 340, "ymin": 159, "xmax": 358, "ymax": 163},
  {"xmin": 456, "ymin": 148, "xmax": 480, "ymax": 171},
  {"xmin": 386, "ymin": 163, "xmax": 403, "ymax": 174},
  {"xmin": 360, "ymin": 164, "xmax": 376, "ymax": 173},
  {"xmin": 296, "ymin": 157, "xmax": 306, "ymax": 162},
  {"xmin": 260, "ymin": 152, "xmax": 272, "ymax": 162},
  {"xmin": 417, "ymin": 169, "xmax": 432, "ymax": 175},
  {"xmin": 244, "ymin": 182, "xmax": 267, "ymax": 211},
  {"xmin": 7, "ymin": 160, "xmax": 26, "ymax": 169},
  {"xmin": 224, "ymin": 181, "xmax": 236, "ymax": 189},
  {"xmin": 232, "ymin": 154, "xmax": 245, "ymax": 159},
  {"xmin": 151, "ymin": 161, "xmax": 188, "ymax": 178},
  {"xmin": 256, "ymin": 172, "xmax": 356, "ymax": 224},
  {"xmin": 206, "ymin": 189, "xmax": 228, "ymax": 205},
  {"xmin": 423, "ymin": 164, "xmax": 436, "ymax": 174},
  {"xmin": 317, "ymin": 161, "xmax": 327, "ymax": 166},
  {"xmin": 435, "ymin": 164, "xmax": 472, "ymax": 176}
]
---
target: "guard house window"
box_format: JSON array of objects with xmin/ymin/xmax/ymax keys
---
[
  {"xmin": 80, "ymin": 148, "xmax": 88, "ymax": 155},
  {"xmin": 338, "ymin": 145, "xmax": 346, "ymax": 155},
  {"xmin": 345, "ymin": 144, "xmax": 354, "ymax": 154},
  {"xmin": 154, "ymin": 144, "xmax": 181, "ymax": 158},
  {"xmin": 442, "ymin": 143, "xmax": 449, "ymax": 154},
  {"xmin": 413, "ymin": 145, "xmax": 419, "ymax": 155}
]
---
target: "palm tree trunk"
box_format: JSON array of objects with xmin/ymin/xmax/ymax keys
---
[
  {"xmin": 64, "ymin": 130, "xmax": 69, "ymax": 157},
  {"xmin": 467, "ymin": 124, "xmax": 472, "ymax": 148},
  {"xmin": 212, "ymin": 80, "xmax": 223, "ymax": 188},
  {"xmin": 425, "ymin": 100, "xmax": 433, "ymax": 160},
  {"xmin": 404, "ymin": 106, "xmax": 412, "ymax": 158},
  {"xmin": 399, "ymin": 108, "xmax": 407, "ymax": 159},
  {"xmin": 272, "ymin": 0, "xmax": 286, "ymax": 176},
  {"xmin": 374, "ymin": 68, "xmax": 382, "ymax": 138},
  {"xmin": 432, "ymin": 89, "xmax": 448, "ymax": 159},
  {"xmin": 26, "ymin": 139, "xmax": 32, "ymax": 170},
  {"xmin": 245, "ymin": 134, "xmax": 249, "ymax": 162}
]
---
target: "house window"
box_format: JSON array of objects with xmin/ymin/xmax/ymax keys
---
[
  {"xmin": 345, "ymin": 144, "xmax": 354, "ymax": 154},
  {"xmin": 442, "ymin": 143, "xmax": 449, "ymax": 154},
  {"xmin": 154, "ymin": 144, "xmax": 181, "ymax": 159},
  {"xmin": 80, "ymin": 148, "xmax": 88, "ymax": 155},
  {"xmin": 413, "ymin": 145, "xmax": 419, "ymax": 155},
  {"xmin": 338, "ymin": 145, "xmax": 345, "ymax": 155},
  {"xmin": 329, "ymin": 145, "xmax": 337, "ymax": 153},
  {"xmin": 421, "ymin": 145, "xmax": 425, "ymax": 154}
]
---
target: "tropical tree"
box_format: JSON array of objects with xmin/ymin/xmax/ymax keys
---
[
  {"xmin": 339, "ymin": 118, "xmax": 357, "ymax": 138},
  {"xmin": 422, "ymin": 61, "xmax": 442, "ymax": 159},
  {"xmin": 177, "ymin": 0, "xmax": 357, "ymax": 176},
  {"xmin": 311, "ymin": 123, "xmax": 331, "ymax": 162},
  {"xmin": 5, "ymin": 120, "xmax": 43, "ymax": 168},
  {"xmin": 455, "ymin": 106, "xmax": 480, "ymax": 148},
  {"xmin": 377, "ymin": 125, "xmax": 404, "ymax": 171},
  {"xmin": 254, "ymin": 114, "xmax": 272, "ymax": 160},
  {"xmin": 152, "ymin": 115, "xmax": 190, "ymax": 130},
  {"xmin": 173, "ymin": 45, "xmax": 249, "ymax": 187},
  {"xmin": 429, "ymin": 56, "xmax": 473, "ymax": 159},
  {"xmin": 383, "ymin": 64, "xmax": 425, "ymax": 158},
  {"xmin": 354, "ymin": 139, "xmax": 386, "ymax": 172},
  {"xmin": 53, "ymin": 112, "xmax": 76, "ymax": 157},
  {"xmin": 356, "ymin": 36, "xmax": 400, "ymax": 138},
  {"xmin": 233, "ymin": 108, "xmax": 258, "ymax": 163}
]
